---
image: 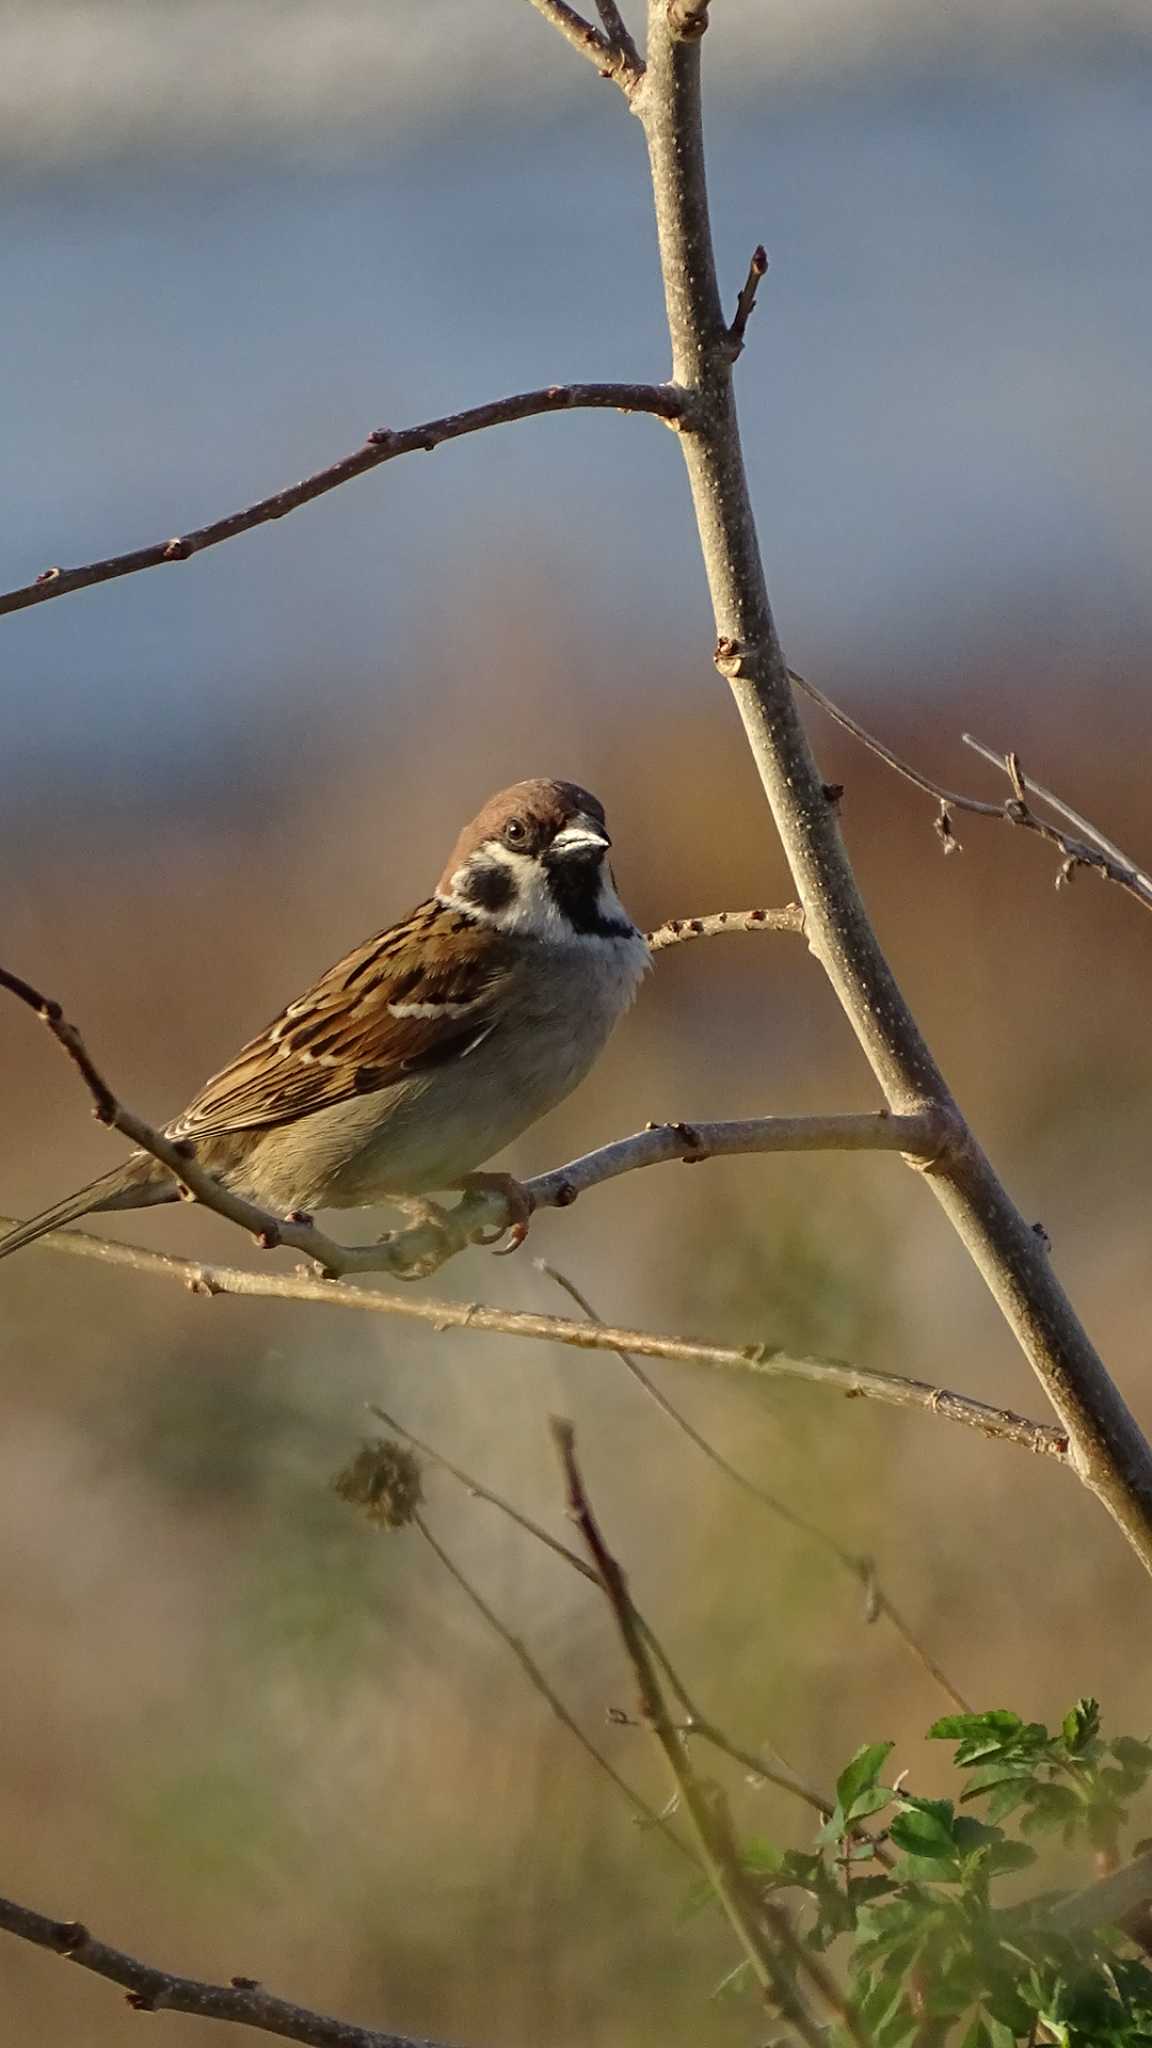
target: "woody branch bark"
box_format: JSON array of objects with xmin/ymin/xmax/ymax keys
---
[
  {"xmin": 1, "ymin": 931, "xmax": 938, "ymax": 1285},
  {"xmin": 0, "ymin": 1892, "xmax": 468, "ymax": 2048},
  {"xmin": 0, "ymin": 1217, "xmax": 1070, "ymax": 1460},
  {"xmin": 0, "ymin": 383, "xmax": 682, "ymax": 618},
  {"xmin": 612, "ymin": 0, "xmax": 1152, "ymax": 1570}
]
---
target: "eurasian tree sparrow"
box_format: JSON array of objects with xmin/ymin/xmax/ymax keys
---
[{"xmin": 0, "ymin": 780, "xmax": 649, "ymax": 1259}]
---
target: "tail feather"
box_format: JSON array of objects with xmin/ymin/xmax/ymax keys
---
[{"xmin": 0, "ymin": 1158, "xmax": 177, "ymax": 1262}]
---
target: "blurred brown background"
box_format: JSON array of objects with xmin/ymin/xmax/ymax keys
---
[{"xmin": 3, "ymin": 4, "xmax": 1152, "ymax": 2044}]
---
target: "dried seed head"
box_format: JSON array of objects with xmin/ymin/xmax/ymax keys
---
[{"xmin": 332, "ymin": 1438, "xmax": 423, "ymax": 1530}]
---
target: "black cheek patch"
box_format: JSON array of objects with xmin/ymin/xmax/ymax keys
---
[{"xmin": 461, "ymin": 862, "xmax": 516, "ymax": 914}]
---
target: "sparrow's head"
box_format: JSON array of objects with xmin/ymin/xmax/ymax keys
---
[{"xmin": 438, "ymin": 779, "xmax": 634, "ymax": 940}]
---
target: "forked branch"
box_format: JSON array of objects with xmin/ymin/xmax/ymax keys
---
[{"xmin": 790, "ymin": 667, "xmax": 1152, "ymax": 914}]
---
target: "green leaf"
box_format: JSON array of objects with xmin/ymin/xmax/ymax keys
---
[
  {"xmin": 1062, "ymin": 1698, "xmax": 1101, "ymax": 1752},
  {"xmin": 982, "ymin": 1839, "xmax": 1038, "ymax": 1875},
  {"xmin": 739, "ymin": 1837, "xmax": 785, "ymax": 1875},
  {"xmin": 1112, "ymin": 1737, "xmax": 1152, "ymax": 1770},
  {"xmin": 951, "ymin": 1817, "xmax": 1005, "ymax": 1851},
  {"xmin": 960, "ymin": 2022, "xmax": 990, "ymax": 2048},
  {"xmin": 1019, "ymin": 1784, "xmax": 1082, "ymax": 1835},
  {"xmin": 847, "ymin": 1786, "xmax": 895, "ymax": 1823},
  {"xmin": 960, "ymin": 1765, "xmax": 1035, "ymax": 1798},
  {"xmin": 983, "ymin": 1780, "xmax": 1032, "ymax": 1824},
  {"xmin": 891, "ymin": 1852, "xmax": 963, "ymax": 1883},
  {"xmin": 836, "ymin": 1742, "xmax": 895, "ymax": 1820},
  {"xmin": 983, "ymin": 2016, "xmax": 1017, "ymax": 2048},
  {"xmin": 890, "ymin": 1798, "xmax": 957, "ymax": 1858},
  {"xmin": 929, "ymin": 1711, "xmax": 1022, "ymax": 1742}
]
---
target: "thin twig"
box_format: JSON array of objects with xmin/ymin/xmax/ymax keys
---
[
  {"xmin": 0, "ymin": 383, "xmax": 679, "ymax": 619},
  {"xmin": 0, "ymin": 1215, "xmax": 1071, "ymax": 1458},
  {"xmin": 727, "ymin": 246, "xmax": 769, "ymax": 359},
  {"xmin": 646, "ymin": 904, "xmax": 804, "ymax": 949},
  {"xmin": 412, "ymin": 1510, "xmax": 696, "ymax": 1864},
  {"xmin": 593, "ymin": 0, "xmax": 643, "ymax": 69},
  {"xmin": 524, "ymin": 0, "xmax": 642, "ymax": 89},
  {"xmin": 370, "ymin": 1404, "xmax": 824, "ymax": 1817},
  {"xmin": 536, "ymin": 1260, "xmax": 970, "ymax": 1715},
  {"xmin": 552, "ymin": 1422, "xmax": 826, "ymax": 2041},
  {"xmin": 963, "ymin": 734, "xmax": 1152, "ymax": 909},
  {"xmin": 0, "ymin": 955, "xmax": 942, "ymax": 1284},
  {"xmin": 0, "ymin": 1892, "xmax": 464, "ymax": 2048},
  {"xmin": 788, "ymin": 667, "xmax": 1152, "ymax": 914}
]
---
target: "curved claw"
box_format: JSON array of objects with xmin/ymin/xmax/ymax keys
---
[
  {"xmin": 492, "ymin": 1218, "xmax": 531, "ymax": 1256},
  {"xmin": 457, "ymin": 1170, "xmax": 533, "ymax": 1250}
]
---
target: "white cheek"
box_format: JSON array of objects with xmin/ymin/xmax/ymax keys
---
[{"xmin": 497, "ymin": 856, "xmax": 572, "ymax": 939}]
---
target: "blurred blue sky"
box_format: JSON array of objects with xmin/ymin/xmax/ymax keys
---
[{"xmin": 3, "ymin": 39, "xmax": 1151, "ymax": 795}]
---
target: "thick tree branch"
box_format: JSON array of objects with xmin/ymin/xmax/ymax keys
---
[
  {"xmin": 1046, "ymin": 1848, "xmax": 1152, "ymax": 1939},
  {"xmin": 0, "ymin": 1892, "xmax": 464, "ymax": 2048},
  {"xmin": 0, "ymin": 383, "xmax": 680, "ymax": 618},
  {"xmin": 635, "ymin": 0, "xmax": 1152, "ymax": 1568},
  {"xmin": 0, "ymin": 1214, "xmax": 1070, "ymax": 1458}
]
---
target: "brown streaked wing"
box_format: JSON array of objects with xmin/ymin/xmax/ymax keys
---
[{"xmin": 167, "ymin": 899, "xmax": 516, "ymax": 1140}]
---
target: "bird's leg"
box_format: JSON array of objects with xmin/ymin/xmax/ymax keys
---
[
  {"xmin": 455, "ymin": 1171, "xmax": 533, "ymax": 1254},
  {"xmin": 387, "ymin": 1195, "xmax": 453, "ymax": 1232}
]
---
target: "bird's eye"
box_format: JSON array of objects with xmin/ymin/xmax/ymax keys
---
[{"xmin": 503, "ymin": 818, "xmax": 527, "ymax": 847}]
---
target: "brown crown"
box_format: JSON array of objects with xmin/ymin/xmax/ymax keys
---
[{"xmin": 438, "ymin": 779, "xmax": 607, "ymax": 887}]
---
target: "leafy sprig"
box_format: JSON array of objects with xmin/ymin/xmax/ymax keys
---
[{"xmin": 721, "ymin": 1704, "xmax": 1152, "ymax": 2047}]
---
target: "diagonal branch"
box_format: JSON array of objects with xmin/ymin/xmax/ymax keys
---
[
  {"xmin": 524, "ymin": 0, "xmax": 643, "ymax": 91},
  {"xmin": 369, "ymin": 1403, "xmax": 825, "ymax": 1817},
  {"xmin": 789, "ymin": 668, "xmax": 1152, "ymax": 914},
  {"xmin": 411, "ymin": 1509, "xmax": 696, "ymax": 1863},
  {"xmin": 0, "ymin": 1891, "xmax": 468, "ymax": 2048},
  {"xmin": 634, "ymin": 0, "xmax": 1152, "ymax": 1569},
  {"xmin": 593, "ymin": 0, "xmax": 643, "ymax": 69},
  {"xmin": 0, "ymin": 1214, "xmax": 1071, "ymax": 1458},
  {"xmin": 0, "ymin": 383, "xmax": 681, "ymax": 619},
  {"xmin": 726, "ymin": 245, "xmax": 769, "ymax": 361},
  {"xmin": 536, "ymin": 1259, "xmax": 971, "ymax": 1714},
  {"xmin": 552, "ymin": 1422, "xmax": 856, "ymax": 2048}
]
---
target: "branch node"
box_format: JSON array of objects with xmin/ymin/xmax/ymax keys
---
[
  {"xmin": 934, "ymin": 802, "xmax": 961, "ymax": 855},
  {"xmin": 35, "ymin": 565, "xmax": 61, "ymax": 584},
  {"xmin": 53, "ymin": 1919, "xmax": 88, "ymax": 1954},
  {"xmin": 161, "ymin": 536, "xmax": 192, "ymax": 562},
  {"xmin": 668, "ymin": 0, "xmax": 710, "ymax": 38}
]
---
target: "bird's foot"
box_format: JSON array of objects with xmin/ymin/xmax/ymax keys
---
[
  {"xmin": 456, "ymin": 1171, "xmax": 533, "ymax": 1254},
  {"xmin": 389, "ymin": 1195, "xmax": 452, "ymax": 1232}
]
